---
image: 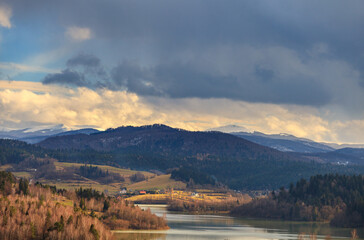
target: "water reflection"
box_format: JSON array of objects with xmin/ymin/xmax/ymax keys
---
[
  {"xmin": 114, "ymin": 231, "xmax": 167, "ymax": 240},
  {"xmin": 113, "ymin": 204, "xmax": 360, "ymax": 240}
]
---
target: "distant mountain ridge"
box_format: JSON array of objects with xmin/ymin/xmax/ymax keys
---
[
  {"xmin": 37, "ymin": 124, "xmax": 364, "ymax": 190},
  {"xmin": 208, "ymin": 125, "xmax": 364, "ymax": 153},
  {"xmin": 231, "ymin": 131, "xmax": 335, "ymax": 153},
  {"xmin": 0, "ymin": 125, "xmax": 99, "ymax": 144},
  {"xmin": 38, "ymin": 124, "xmax": 290, "ymax": 157},
  {"xmin": 207, "ymin": 126, "xmax": 364, "ymax": 165},
  {"xmin": 207, "ymin": 125, "xmax": 251, "ymax": 133}
]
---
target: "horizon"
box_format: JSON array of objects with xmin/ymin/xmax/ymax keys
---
[
  {"xmin": 1, "ymin": 1, "xmax": 364, "ymax": 144},
  {"xmin": 2, "ymin": 122, "xmax": 364, "ymax": 146}
]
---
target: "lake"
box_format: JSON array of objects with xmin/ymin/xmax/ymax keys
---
[{"xmin": 113, "ymin": 204, "xmax": 363, "ymax": 240}]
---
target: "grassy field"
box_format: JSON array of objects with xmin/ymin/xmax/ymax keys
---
[
  {"xmin": 2, "ymin": 160, "xmax": 186, "ymax": 195},
  {"xmin": 12, "ymin": 171, "xmax": 33, "ymax": 178},
  {"xmin": 0, "ymin": 164, "xmax": 12, "ymax": 171},
  {"xmin": 54, "ymin": 162, "xmax": 155, "ymax": 177},
  {"xmin": 37, "ymin": 173, "xmax": 186, "ymax": 195},
  {"xmin": 127, "ymin": 174, "xmax": 186, "ymax": 191},
  {"xmin": 38, "ymin": 179, "xmax": 123, "ymax": 194}
]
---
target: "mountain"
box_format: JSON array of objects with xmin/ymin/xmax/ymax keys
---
[
  {"xmin": 0, "ymin": 124, "xmax": 67, "ymax": 144},
  {"xmin": 231, "ymin": 131, "xmax": 334, "ymax": 153},
  {"xmin": 0, "ymin": 125, "xmax": 99, "ymax": 144},
  {"xmin": 37, "ymin": 124, "xmax": 364, "ymax": 190},
  {"xmin": 39, "ymin": 124, "xmax": 294, "ymax": 158},
  {"xmin": 55, "ymin": 128, "xmax": 100, "ymax": 137}
]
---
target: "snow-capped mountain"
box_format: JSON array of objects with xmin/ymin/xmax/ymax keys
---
[
  {"xmin": 0, "ymin": 124, "xmax": 99, "ymax": 143},
  {"xmin": 231, "ymin": 131, "xmax": 335, "ymax": 153},
  {"xmin": 206, "ymin": 125, "xmax": 335, "ymax": 153},
  {"xmin": 206, "ymin": 125, "xmax": 251, "ymax": 133}
]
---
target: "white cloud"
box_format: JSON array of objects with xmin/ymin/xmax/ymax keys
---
[
  {"xmin": 0, "ymin": 5, "xmax": 11, "ymax": 28},
  {"xmin": 66, "ymin": 26, "xmax": 92, "ymax": 42}
]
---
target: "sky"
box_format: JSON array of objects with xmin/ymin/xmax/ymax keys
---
[{"xmin": 1, "ymin": 0, "xmax": 364, "ymax": 143}]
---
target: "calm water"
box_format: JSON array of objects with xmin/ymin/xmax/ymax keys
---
[{"xmin": 113, "ymin": 204, "xmax": 364, "ymax": 240}]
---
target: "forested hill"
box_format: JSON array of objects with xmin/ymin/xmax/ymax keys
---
[
  {"xmin": 38, "ymin": 124, "xmax": 299, "ymax": 162},
  {"xmin": 35, "ymin": 124, "xmax": 364, "ymax": 190},
  {"xmin": 231, "ymin": 174, "xmax": 364, "ymax": 227},
  {"xmin": 0, "ymin": 139, "xmax": 47, "ymax": 165}
]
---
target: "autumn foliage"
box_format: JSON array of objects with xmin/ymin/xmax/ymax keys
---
[
  {"xmin": 0, "ymin": 185, "xmax": 112, "ymax": 239},
  {"xmin": 0, "ymin": 171, "xmax": 168, "ymax": 240}
]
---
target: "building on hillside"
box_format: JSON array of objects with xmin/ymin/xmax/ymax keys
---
[{"xmin": 120, "ymin": 189, "xmax": 127, "ymax": 194}]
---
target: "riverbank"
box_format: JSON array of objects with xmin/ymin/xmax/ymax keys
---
[
  {"xmin": 113, "ymin": 204, "xmax": 361, "ymax": 240},
  {"xmin": 126, "ymin": 189, "xmax": 252, "ymax": 214}
]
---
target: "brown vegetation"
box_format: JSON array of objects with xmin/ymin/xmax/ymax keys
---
[
  {"xmin": 103, "ymin": 200, "xmax": 168, "ymax": 230},
  {"xmin": 168, "ymin": 193, "xmax": 251, "ymax": 213},
  {"xmin": 0, "ymin": 171, "xmax": 169, "ymax": 239},
  {"xmin": 0, "ymin": 187, "xmax": 112, "ymax": 239}
]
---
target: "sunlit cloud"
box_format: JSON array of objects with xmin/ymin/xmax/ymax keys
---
[
  {"xmin": 0, "ymin": 5, "xmax": 12, "ymax": 28},
  {"xmin": 65, "ymin": 26, "xmax": 92, "ymax": 42},
  {"xmin": 1, "ymin": 80, "xmax": 363, "ymax": 144},
  {"xmin": 0, "ymin": 80, "xmax": 70, "ymax": 94}
]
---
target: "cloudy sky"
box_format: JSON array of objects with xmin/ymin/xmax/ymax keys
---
[{"xmin": 1, "ymin": 0, "xmax": 364, "ymax": 143}]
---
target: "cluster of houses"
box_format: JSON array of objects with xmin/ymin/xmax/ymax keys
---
[{"xmin": 117, "ymin": 188, "xmax": 169, "ymax": 196}]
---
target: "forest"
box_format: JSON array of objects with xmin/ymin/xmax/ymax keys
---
[
  {"xmin": 78, "ymin": 164, "xmax": 125, "ymax": 184},
  {"xmin": 231, "ymin": 174, "xmax": 364, "ymax": 227},
  {"xmin": 170, "ymin": 167, "xmax": 216, "ymax": 186}
]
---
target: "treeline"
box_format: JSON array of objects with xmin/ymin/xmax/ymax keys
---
[
  {"xmin": 0, "ymin": 171, "xmax": 168, "ymax": 239},
  {"xmin": 168, "ymin": 196, "xmax": 251, "ymax": 213},
  {"xmin": 171, "ymin": 167, "xmax": 216, "ymax": 186},
  {"xmin": 78, "ymin": 164, "xmax": 125, "ymax": 184},
  {"xmin": 231, "ymin": 174, "xmax": 364, "ymax": 227},
  {"xmin": 0, "ymin": 139, "xmax": 46, "ymax": 165},
  {"xmin": 71, "ymin": 187, "xmax": 168, "ymax": 230}
]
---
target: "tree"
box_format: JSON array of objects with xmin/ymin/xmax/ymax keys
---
[
  {"xmin": 18, "ymin": 178, "xmax": 29, "ymax": 195},
  {"xmin": 103, "ymin": 199, "xmax": 110, "ymax": 212}
]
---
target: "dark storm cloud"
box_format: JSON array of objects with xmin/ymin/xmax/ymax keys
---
[
  {"xmin": 44, "ymin": 54, "xmax": 331, "ymax": 106},
  {"xmin": 255, "ymin": 67, "xmax": 274, "ymax": 82},
  {"xmin": 12, "ymin": 0, "xmax": 363, "ymax": 106},
  {"xmin": 7, "ymin": 0, "xmax": 364, "ymax": 58},
  {"xmin": 43, "ymin": 69, "xmax": 85, "ymax": 87},
  {"xmin": 111, "ymin": 62, "xmax": 330, "ymax": 105},
  {"xmin": 43, "ymin": 53, "xmax": 110, "ymax": 88},
  {"xmin": 66, "ymin": 53, "xmax": 101, "ymax": 68}
]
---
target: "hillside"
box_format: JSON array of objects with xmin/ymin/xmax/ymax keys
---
[
  {"xmin": 0, "ymin": 138, "xmax": 186, "ymax": 194},
  {"xmin": 300, "ymin": 148, "xmax": 364, "ymax": 166},
  {"xmin": 0, "ymin": 171, "xmax": 168, "ymax": 239},
  {"xmin": 231, "ymin": 174, "xmax": 364, "ymax": 228},
  {"xmin": 37, "ymin": 124, "xmax": 364, "ymax": 190},
  {"xmin": 39, "ymin": 124, "xmax": 299, "ymax": 161}
]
